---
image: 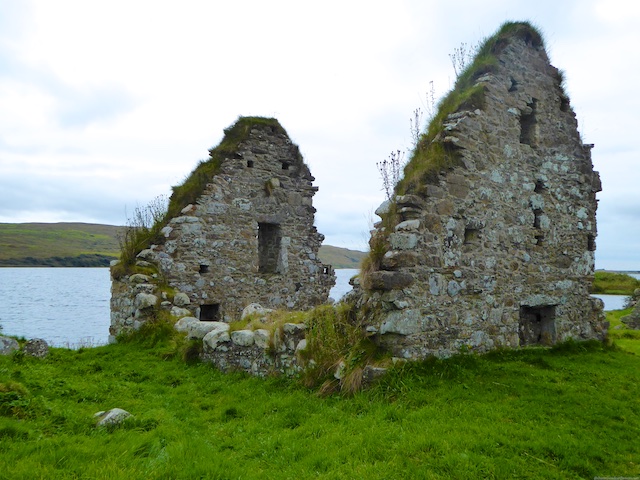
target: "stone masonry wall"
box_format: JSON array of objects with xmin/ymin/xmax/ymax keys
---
[
  {"xmin": 110, "ymin": 120, "xmax": 335, "ymax": 340},
  {"xmin": 357, "ymin": 30, "xmax": 607, "ymax": 359}
]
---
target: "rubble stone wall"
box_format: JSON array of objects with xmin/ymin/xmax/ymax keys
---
[
  {"xmin": 110, "ymin": 120, "xmax": 335, "ymax": 340},
  {"xmin": 357, "ymin": 30, "xmax": 607, "ymax": 359}
]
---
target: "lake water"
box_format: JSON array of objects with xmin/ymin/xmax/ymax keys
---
[{"xmin": 0, "ymin": 267, "xmax": 634, "ymax": 348}]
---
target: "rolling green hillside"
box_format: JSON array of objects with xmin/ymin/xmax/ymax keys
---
[{"xmin": 0, "ymin": 223, "xmax": 364, "ymax": 268}]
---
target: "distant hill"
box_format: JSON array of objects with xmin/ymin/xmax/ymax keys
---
[{"xmin": 0, "ymin": 222, "xmax": 364, "ymax": 269}]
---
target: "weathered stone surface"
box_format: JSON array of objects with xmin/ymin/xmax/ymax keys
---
[
  {"xmin": 170, "ymin": 306, "xmax": 192, "ymax": 318},
  {"xmin": 202, "ymin": 328, "xmax": 231, "ymax": 351},
  {"xmin": 0, "ymin": 336, "xmax": 19, "ymax": 356},
  {"xmin": 375, "ymin": 200, "xmax": 392, "ymax": 217},
  {"xmin": 356, "ymin": 24, "xmax": 606, "ymax": 360},
  {"xmin": 621, "ymin": 305, "xmax": 640, "ymax": 330},
  {"xmin": 129, "ymin": 274, "xmax": 151, "ymax": 284},
  {"xmin": 23, "ymin": 338, "xmax": 49, "ymax": 358},
  {"xmin": 231, "ymin": 329, "xmax": 255, "ymax": 346},
  {"xmin": 174, "ymin": 317, "xmax": 227, "ymax": 340},
  {"xmin": 111, "ymin": 118, "xmax": 335, "ymax": 340},
  {"xmin": 173, "ymin": 292, "xmax": 191, "ymax": 307},
  {"xmin": 381, "ymin": 251, "xmax": 419, "ymax": 270},
  {"xmin": 253, "ymin": 329, "xmax": 271, "ymax": 349},
  {"xmin": 94, "ymin": 408, "xmax": 132, "ymax": 427},
  {"xmin": 241, "ymin": 303, "xmax": 273, "ymax": 320},
  {"xmin": 135, "ymin": 293, "xmax": 158, "ymax": 310},
  {"xmin": 367, "ymin": 271, "xmax": 414, "ymax": 291}
]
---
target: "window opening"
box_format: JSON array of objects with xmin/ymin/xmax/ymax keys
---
[
  {"xmin": 199, "ymin": 264, "xmax": 209, "ymax": 274},
  {"xmin": 247, "ymin": 160, "xmax": 254, "ymax": 168},
  {"xmin": 587, "ymin": 234, "xmax": 596, "ymax": 252},
  {"xmin": 519, "ymin": 305, "xmax": 556, "ymax": 346},
  {"xmin": 533, "ymin": 209, "xmax": 543, "ymax": 229},
  {"xmin": 258, "ymin": 222, "xmax": 281, "ymax": 273},
  {"xmin": 534, "ymin": 180, "xmax": 546, "ymax": 193},
  {"xmin": 519, "ymin": 99, "xmax": 538, "ymax": 146},
  {"xmin": 200, "ymin": 303, "xmax": 220, "ymax": 322},
  {"xmin": 464, "ymin": 228, "xmax": 479, "ymax": 245},
  {"xmin": 281, "ymin": 162, "xmax": 289, "ymax": 170}
]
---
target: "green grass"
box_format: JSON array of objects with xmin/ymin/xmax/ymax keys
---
[
  {"xmin": 1, "ymin": 328, "xmax": 638, "ymax": 478},
  {"xmin": 593, "ymin": 271, "xmax": 640, "ymax": 295}
]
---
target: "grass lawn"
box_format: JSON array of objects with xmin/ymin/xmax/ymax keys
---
[{"xmin": 1, "ymin": 316, "xmax": 639, "ymax": 479}]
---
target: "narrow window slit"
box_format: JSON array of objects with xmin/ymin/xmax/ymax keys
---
[{"xmin": 258, "ymin": 222, "xmax": 281, "ymax": 273}]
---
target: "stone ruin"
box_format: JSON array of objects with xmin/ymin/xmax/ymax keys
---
[
  {"xmin": 354, "ymin": 22, "xmax": 608, "ymax": 359},
  {"xmin": 110, "ymin": 22, "xmax": 609, "ymax": 378},
  {"xmin": 110, "ymin": 118, "xmax": 336, "ymax": 342}
]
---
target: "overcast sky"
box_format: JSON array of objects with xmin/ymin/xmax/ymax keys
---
[{"xmin": 0, "ymin": 0, "xmax": 638, "ymax": 270}]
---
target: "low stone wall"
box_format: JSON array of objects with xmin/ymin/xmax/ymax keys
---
[
  {"xmin": 109, "ymin": 267, "xmax": 195, "ymax": 342},
  {"xmin": 175, "ymin": 316, "xmax": 307, "ymax": 377}
]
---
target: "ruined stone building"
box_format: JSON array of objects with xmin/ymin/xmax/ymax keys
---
[
  {"xmin": 110, "ymin": 118, "xmax": 335, "ymax": 338},
  {"xmin": 357, "ymin": 22, "xmax": 608, "ymax": 359}
]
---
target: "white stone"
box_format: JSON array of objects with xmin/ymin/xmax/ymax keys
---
[
  {"xmin": 203, "ymin": 329, "xmax": 231, "ymax": 350},
  {"xmin": 135, "ymin": 293, "xmax": 157, "ymax": 309},
  {"xmin": 375, "ymin": 199, "xmax": 391, "ymax": 217},
  {"xmin": 95, "ymin": 408, "xmax": 132, "ymax": 427},
  {"xmin": 231, "ymin": 330, "xmax": 255, "ymax": 346},
  {"xmin": 129, "ymin": 274, "xmax": 151, "ymax": 284},
  {"xmin": 295, "ymin": 339, "xmax": 307, "ymax": 352},
  {"xmin": 389, "ymin": 233, "xmax": 418, "ymax": 250},
  {"xmin": 283, "ymin": 323, "xmax": 306, "ymax": 334},
  {"xmin": 173, "ymin": 292, "xmax": 191, "ymax": 306},
  {"xmin": 232, "ymin": 198, "xmax": 252, "ymax": 211},
  {"xmin": 0, "ymin": 335, "xmax": 19, "ymax": 356},
  {"xmin": 170, "ymin": 306, "xmax": 191, "ymax": 318},
  {"xmin": 379, "ymin": 310, "xmax": 423, "ymax": 335},
  {"xmin": 241, "ymin": 303, "xmax": 273, "ymax": 319},
  {"xmin": 395, "ymin": 220, "xmax": 420, "ymax": 232},
  {"xmin": 254, "ymin": 329, "xmax": 271, "ymax": 349},
  {"xmin": 175, "ymin": 318, "xmax": 228, "ymax": 340}
]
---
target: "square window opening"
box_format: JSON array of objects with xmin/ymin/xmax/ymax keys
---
[
  {"xmin": 464, "ymin": 228, "xmax": 479, "ymax": 245},
  {"xmin": 200, "ymin": 303, "xmax": 220, "ymax": 322},
  {"xmin": 199, "ymin": 264, "xmax": 209, "ymax": 274},
  {"xmin": 247, "ymin": 160, "xmax": 254, "ymax": 168},
  {"xmin": 281, "ymin": 162, "xmax": 290, "ymax": 170},
  {"xmin": 519, "ymin": 305, "xmax": 556, "ymax": 346}
]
